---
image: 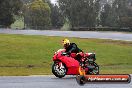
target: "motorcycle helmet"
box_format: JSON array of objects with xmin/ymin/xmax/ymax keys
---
[{"xmin": 62, "ymin": 39, "xmax": 70, "ymax": 48}]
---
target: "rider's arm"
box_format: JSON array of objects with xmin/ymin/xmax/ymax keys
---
[{"xmin": 66, "ymin": 43, "xmax": 77, "ymax": 54}]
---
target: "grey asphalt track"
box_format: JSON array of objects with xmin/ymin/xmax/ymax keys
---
[
  {"xmin": 0, "ymin": 75, "xmax": 131, "ymax": 88},
  {"xmin": 0, "ymin": 29, "xmax": 132, "ymax": 41}
]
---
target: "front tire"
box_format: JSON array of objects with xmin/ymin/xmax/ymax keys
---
[{"xmin": 52, "ymin": 62, "xmax": 67, "ymax": 78}]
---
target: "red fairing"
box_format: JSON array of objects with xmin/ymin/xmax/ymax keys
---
[
  {"xmin": 53, "ymin": 49, "xmax": 66, "ymax": 61},
  {"xmin": 60, "ymin": 56, "xmax": 79, "ymax": 74},
  {"xmin": 53, "ymin": 49, "xmax": 79, "ymax": 75},
  {"xmin": 70, "ymin": 53, "xmax": 77, "ymax": 58}
]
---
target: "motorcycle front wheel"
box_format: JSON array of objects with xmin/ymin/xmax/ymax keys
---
[{"xmin": 52, "ymin": 62, "xmax": 67, "ymax": 78}]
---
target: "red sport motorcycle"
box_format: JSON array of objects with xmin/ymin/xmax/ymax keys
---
[{"xmin": 52, "ymin": 49, "xmax": 99, "ymax": 78}]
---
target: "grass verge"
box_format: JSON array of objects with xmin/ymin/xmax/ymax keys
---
[{"xmin": 0, "ymin": 34, "xmax": 132, "ymax": 75}]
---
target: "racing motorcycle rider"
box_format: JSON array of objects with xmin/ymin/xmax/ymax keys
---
[{"xmin": 62, "ymin": 39, "xmax": 83, "ymax": 62}]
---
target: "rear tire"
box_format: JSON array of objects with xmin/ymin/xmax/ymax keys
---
[
  {"xmin": 52, "ymin": 62, "xmax": 67, "ymax": 78},
  {"xmin": 93, "ymin": 62, "xmax": 99, "ymax": 74},
  {"xmin": 87, "ymin": 62, "xmax": 99, "ymax": 75}
]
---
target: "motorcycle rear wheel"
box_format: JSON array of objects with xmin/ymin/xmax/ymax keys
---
[
  {"xmin": 87, "ymin": 62, "xmax": 99, "ymax": 75},
  {"xmin": 52, "ymin": 62, "xmax": 67, "ymax": 78}
]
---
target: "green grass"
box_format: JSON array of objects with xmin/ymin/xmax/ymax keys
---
[{"xmin": 0, "ymin": 34, "xmax": 132, "ymax": 75}]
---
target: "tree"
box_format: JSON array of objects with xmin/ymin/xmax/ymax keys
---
[
  {"xmin": 58, "ymin": 0, "xmax": 100, "ymax": 28},
  {"xmin": 0, "ymin": 0, "xmax": 23, "ymax": 27},
  {"xmin": 100, "ymin": 0, "xmax": 132, "ymax": 28},
  {"xmin": 46, "ymin": 0, "xmax": 64, "ymax": 28},
  {"xmin": 120, "ymin": 17, "xmax": 132, "ymax": 28},
  {"xmin": 119, "ymin": 0, "xmax": 132, "ymax": 28},
  {"xmin": 113, "ymin": 0, "xmax": 132, "ymax": 28},
  {"xmin": 24, "ymin": 0, "xmax": 51, "ymax": 30},
  {"xmin": 100, "ymin": 3, "xmax": 119, "ymax": 27},
  {"xmin": 51, "ymin": 4, "xmax": 64, "ymax": 28}
]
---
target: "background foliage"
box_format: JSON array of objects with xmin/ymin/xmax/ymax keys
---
[{"xmin": 0, "ymin": 0, "xmax": 132, "ymax": 30}]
